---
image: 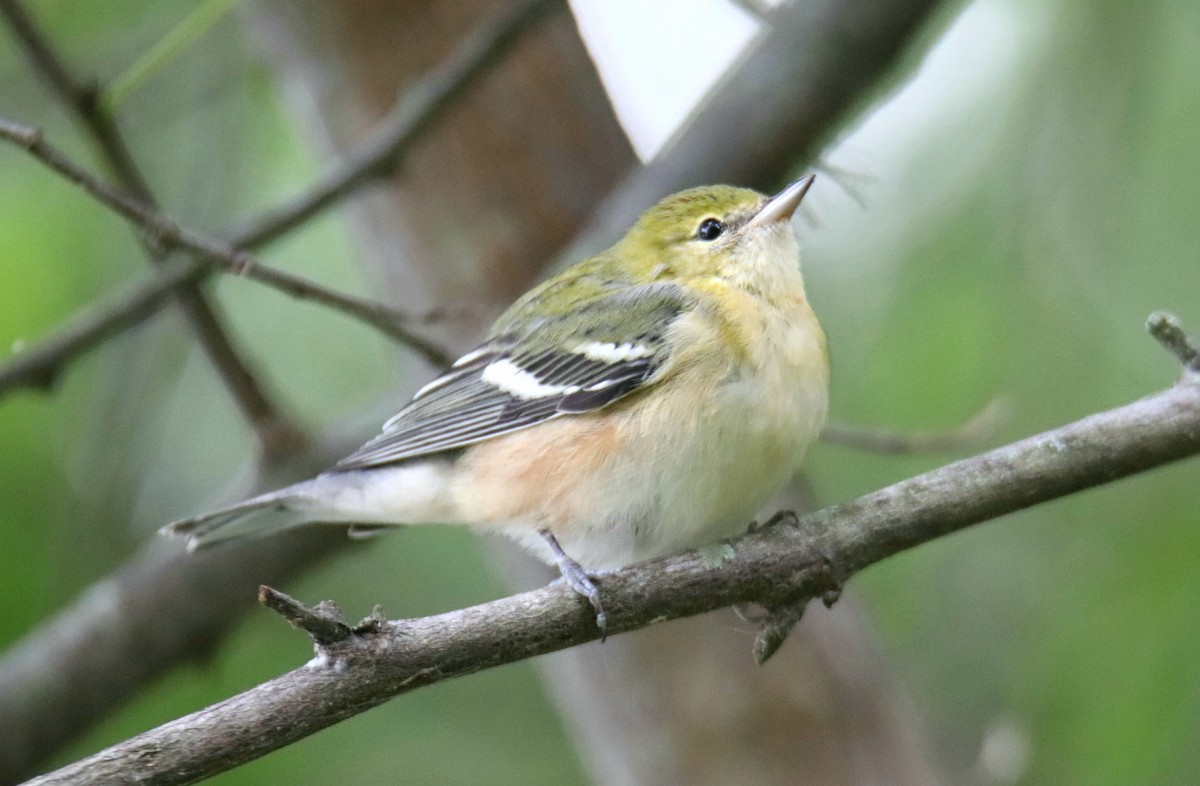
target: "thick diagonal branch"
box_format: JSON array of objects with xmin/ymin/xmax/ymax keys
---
[{"xmin": 27, "ymin": 360, "xmax": 1200, "ymax": 786}]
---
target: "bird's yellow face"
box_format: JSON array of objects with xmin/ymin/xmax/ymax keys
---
[
  {"xmin": 613, "ymin": 180, "xmax": 812, "ymax": 287},
  {"xmin": 494, "ymin": 179, "xmax": 815, "ymax": 328}
]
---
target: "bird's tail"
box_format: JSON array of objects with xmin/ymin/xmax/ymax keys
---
[
  {"xmin": 160, "ymin": 481, "xmax": 339, "ymax": 551},
  {"xmin": 161, "ymin": 462, "xmax": 458, "ymax": 551}
]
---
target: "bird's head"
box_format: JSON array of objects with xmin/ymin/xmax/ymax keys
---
[{"xmin": 616, "ymin": 176, "xmax": 815, "ymax": 285}]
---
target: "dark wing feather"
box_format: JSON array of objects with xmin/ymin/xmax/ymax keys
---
[{"xmin": 334, "ymin": 283, "xmax": 688, "ymax": 470}]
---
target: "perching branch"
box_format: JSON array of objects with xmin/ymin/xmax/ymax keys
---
[
  {"xmin": 27, "ymin": 318, "xmax": 1200, "ymax": 786},
  {"xmin": 0, "ymin": 119, "xmax": 453, "ymax": 369},
  {"xmin": 0, "ymin": 0, "xmax": 300, "ymax": 457}
]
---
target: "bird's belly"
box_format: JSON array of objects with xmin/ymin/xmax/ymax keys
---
[
  {"xmin": 622, "ymin": 367, "xmax": 827, "ymax": 562},
  {"xmin": 457, "ymin": 356, "xmax": 827, "ymax": 570}
]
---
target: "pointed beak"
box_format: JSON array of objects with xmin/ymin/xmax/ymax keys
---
[{"xmin": 746, "ymin": 174, "xmax": 815, "ymax": 229}]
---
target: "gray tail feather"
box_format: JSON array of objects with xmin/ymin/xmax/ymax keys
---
[{"xmin": 160, "ymin": 482, "xmax": 333, "ymax": 551}]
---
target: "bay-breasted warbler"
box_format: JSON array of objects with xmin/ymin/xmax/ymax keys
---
[{"xmin": 165, "ymin": 176, "xmax": 829, "ymax": 630}]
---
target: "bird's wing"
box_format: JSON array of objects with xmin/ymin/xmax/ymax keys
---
[{"xmin": 334, "ymin": 283, "xmax": 690, "ymax": 470}]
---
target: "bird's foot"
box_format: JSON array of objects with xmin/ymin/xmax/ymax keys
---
[
  {"xmin": 540, "ymin": 530, "xmax": 607, "ymax": 639},
  {"xmin": 748, "ymin": 509, "xmax": 799, "ymax": 532}
]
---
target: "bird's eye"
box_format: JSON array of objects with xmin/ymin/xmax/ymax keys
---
[{"xmin": 696, "ymin": 218, "xmax": 725, "ymax": 241}]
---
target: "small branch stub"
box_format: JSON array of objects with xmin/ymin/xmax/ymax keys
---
[
  {"xmin": 752, "ymin": 549, "xmax": 845, "ymax": 664},
  {"xmin": 1148, "ymin": 311, "xmax": 1200, "ymax": 374},
  {"xmin": 259, "ymin": 586, "xmax": 353, "ymax": 646},
  {"xmin": 259, "ymin": 586, "xmax": 392, "ymax": 646},
  {"xmin": 753, "ymin": 601, "xmax": 807, "ymax": 665}
]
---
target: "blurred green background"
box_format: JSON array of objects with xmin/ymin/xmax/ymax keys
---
[{"xmin": 1, "ymin": 0, "xmax": 1198, "ymax": 784}]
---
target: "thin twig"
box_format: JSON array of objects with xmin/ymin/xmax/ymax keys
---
[
  {"xmin": 0, "ymin": 119, "xmax": 453, "ymax": 368},
  {"xmin": 0, "ymin": 0, "xmax": 300, "ymax": 456},
  {"xmin": 28, "ymin": 322, "xmax": 1200, "ymax": 785},
  {"xmin": 0, "ymin": 0, "xmax": 141, "ymax": 189},
  {"xmin": 0, "ymin": 0, "xmax": 552, "ymax": 384},
  {"xmin": 1148, "ymin": 311, "xmax": 1200, "ymax": 374},
  {"xmin": 752, "ymin": 599, "xmax": 809, "ymax": 664},
  {"xmin": 813, "ymin": 160, "xmax": 875, "ymax": 209},
  {"xmin": 820, "ymin": 397, "xmax": 1010, "ymax": 455},
  {"xmin": 226, "ymin": 0, "xmax": 561, "ymax": 250},
  {"xmin": 0, "ymin": 258, "xmax": 207, "ymax": 393},
  {"xmin": 219, "ymin": 257, "xmax": 453, "ymax": 367}
]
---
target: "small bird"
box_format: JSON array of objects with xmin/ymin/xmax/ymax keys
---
[{"xmin": 164, "ymin": 177, "xmax": 829, "ymax": 631}]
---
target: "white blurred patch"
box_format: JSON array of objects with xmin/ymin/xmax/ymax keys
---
[
  {"xmin": 568, "ymin": 0, "xmax": 762, "ymax": 160},
  {"xmin": 975, "ymin": 714, "xmax": 1033, "ymax": 784}
]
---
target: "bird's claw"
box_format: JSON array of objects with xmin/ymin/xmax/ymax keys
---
[
  {"xmin": 541, "ymin": 529, "xmax": 607, "ymax": 638},
  {"xmin": 560, "ymin": 562, "xmax": 607, "ymax": 637}
]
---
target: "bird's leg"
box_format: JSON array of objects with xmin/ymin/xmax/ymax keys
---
[{"xmin": 540, "ymin": 529, "xmax": 607, "ymax": 638}]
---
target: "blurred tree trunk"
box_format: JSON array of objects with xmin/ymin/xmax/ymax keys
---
[{"xmin": 248, "ymin": 2, "xmax": 942, "ymax": 783}]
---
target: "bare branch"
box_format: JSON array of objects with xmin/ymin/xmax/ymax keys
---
[
  {"xmin": 0, "ymin": 119, "xmax": 453, "ymax": 369},
  {"xmin": 217, "ymin": 256, "xmax": 454, "ymax": 367},
  {"xmin": 0, "ymin": 0, "xmax": 300, "ymax": 455},
  {"xmin": 0, "ymin": 0, "xmax": 143, "ymax": 192},
  {"xmin": 226, "ymin": 0, "xmax": 563, "ymax": 250},
  {"xmin": 0, "ymin": 258, "xmax": 206, "ymax": 393},
  {"xmin": 820, "ymin": 397, "xmax": 1010, "ymax": 455},
  {"xmin": 0, "ymin": 0, "xmax": 555, "ymax": 397},
  {"xmin": 28, "ymin": 324, "xmax": 1200, "ymax": 786}
]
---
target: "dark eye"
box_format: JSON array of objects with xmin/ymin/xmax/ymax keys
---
[{"xmin": 696, "ymin": 218, "xmax": 725, "ymax": 241}]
